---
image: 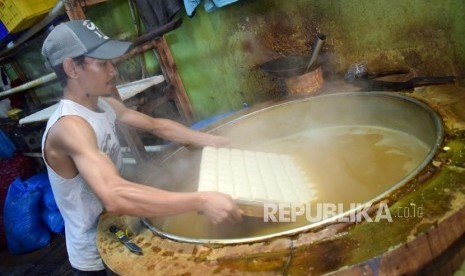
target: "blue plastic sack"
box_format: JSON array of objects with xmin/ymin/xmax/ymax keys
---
[
  {"xmin": 25, "ymin": 172, "xmax": 49, "ymax": 189},
  {"xmin": 0, "ymin": 129, "xmax": 15, "ymax": 159},
  {"xmin": 41, "ymin": 208, "xmax": 64, "ymax": 234},
  {"xmin": 190, "ymin": 111, "xmax": 236, "ymax": 130},
  {"xmin": 42, "ymin": 184, "xmax": 59, "ymax": 210},
  {"xmin": 3, "ymin": 177, "xmax": 51, "ymax": 255},
  {"xmin": 41, "ymin": 185, "xmax": 64, "ymax": 233},
  {"xmin": 25, "ymin": 172, "xmax": 58, "ymax": 210},
  {"xmin": 25, "ymin": 172, "xmax": 64, "ymax": 233}
]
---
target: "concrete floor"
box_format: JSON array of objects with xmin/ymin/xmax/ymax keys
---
[{"xmin": 0, "ymin": 234, "xmax": 72, "ymax": 276}]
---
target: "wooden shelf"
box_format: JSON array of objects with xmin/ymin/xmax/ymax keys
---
[{"xmin": 19, "ymin": 75, "xmax": 164, "ymax": 125}]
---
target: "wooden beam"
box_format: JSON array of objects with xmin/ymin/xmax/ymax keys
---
[
  {"xmin": 64, "ymin": 0, "xmax": 109, "ymax": 20},
  {"xmin": 152, "ymin": 37, "xmax": 194, "ymax": 123},
  {"xmin": 84, "ymin": 0, "xmax": 109, "ymax": 6},
  {"xmin": 111, "ymin": 86, "xmax": 149, "ymax": 162},
  {"xmin": 112, "ymin": 43, "xmax": 156, "ymax": 64},
  {"xmin": 64, "ymin": 0, "xmax": 86, "ymax": 20}
]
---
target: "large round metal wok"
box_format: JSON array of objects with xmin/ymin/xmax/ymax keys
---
[{"xmin": 141, "ymin": 92, "xmax": 443, "ymax": 244}]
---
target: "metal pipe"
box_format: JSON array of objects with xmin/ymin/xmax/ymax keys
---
[
  {"xmin": 305, "ymin": 33, "xmax": 326, "ymax": 72},
  {"xmin": 0, "ymin": 73, "xmax": 57, "ymax": 99}
]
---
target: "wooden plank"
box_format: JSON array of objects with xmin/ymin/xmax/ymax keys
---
[
  {"xmin": 84, "ymin": 0, "xmax": 109, "ymax": 6},
  {"xmin": 18, "ymin": 76, "xmax": 164, "ymax": 124},
  {"xmin": 111, "ymin": 86, "xmax": 149, "ymax": 162},
  {"xmin": 152, "ymin": 37, "xmax": 194, "ymax": 123},
  {"xmin": 117, "ymin": 124, "xmax": 149, "ymax": 162},
  {"xmin": 64, "ymin": 0, "xmax": 86, "ymax": 20},
  {"xmin": 64, "ymin": 0, "xmax": 110, "ymax": 20}
]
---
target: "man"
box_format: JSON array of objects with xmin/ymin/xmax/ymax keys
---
[{"xmin": 41, "ymin": 20, "xmax": 242, "ymax": 275}]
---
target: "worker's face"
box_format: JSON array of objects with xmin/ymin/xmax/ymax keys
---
[{"xmin": 75, "ymin": 57, "xmax": 118, "ymax": 97}]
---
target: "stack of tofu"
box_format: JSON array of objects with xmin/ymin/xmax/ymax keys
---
[{"xmin": 197, "ymin": 147, "xmax": 316, "ymax": 216}]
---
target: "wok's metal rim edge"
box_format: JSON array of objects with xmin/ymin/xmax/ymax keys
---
[{"xmin": 153, "ymin": 91, "xmax": 444, "ymax": 245}]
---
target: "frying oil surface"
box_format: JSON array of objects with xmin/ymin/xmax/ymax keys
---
[
  {"xmin": 257, "ymin": 125, "xmax": 430, "ymax": 205},
  {"xmin": 159, "ymin": 125, "xmax": 430, "ymax": 239}
]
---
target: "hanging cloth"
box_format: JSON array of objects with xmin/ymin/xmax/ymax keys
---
[
  {"xmin": 184, "ymin": 0, "xmax": 240, "ymax": 17},
  {"xmin": 134, "ymin": 0, "xmax": 183, "ymax": 31}
]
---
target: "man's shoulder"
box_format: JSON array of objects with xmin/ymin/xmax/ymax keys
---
[
  {"xmin": 45, "ymin": 115, "xmax": 95, "ymax": 152},
  {"xmin": 48, "ymin": 115, "xmax": 92, "ymax": 137}
]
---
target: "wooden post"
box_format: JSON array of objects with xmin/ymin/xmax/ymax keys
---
[
  {"xmin": 64, "ymin": 0, "xmax": 109, "ymax": 20},
  {"xmin": 152, "ymin": 37, "xmax": 194, "ymax": 124},
  {"xmin": 63, "ymin": 0, "xmax": 86, "ymax": 20},
  {"xmin": 111, "ymin": 86, "xmax": 149, "ymax": 161}
]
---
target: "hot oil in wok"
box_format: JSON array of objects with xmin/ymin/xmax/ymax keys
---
[
  {"xmin": 156, "ymin": 125, "xmax": 430, "ymax": 239},
  {"xmin": 258, "ymin": 125, "xmax": 430, "ymax": 206}
]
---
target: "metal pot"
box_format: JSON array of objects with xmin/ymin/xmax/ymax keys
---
[
  {"xmin": 260, "ymin": 54, "xmax": 314, "ymax": 78},
  {"xmin": 260, "ymin": 34, "xmax": 326, "ymax": 79}
]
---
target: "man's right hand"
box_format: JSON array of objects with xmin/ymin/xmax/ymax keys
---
[{"xmin": 197, "ymin": 191, "xmax": 243, "ymax": 224}]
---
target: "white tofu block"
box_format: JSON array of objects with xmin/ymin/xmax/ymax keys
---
[{"xmin": 197, "ymin": 147, "xmax": 317, "ymax": 208}]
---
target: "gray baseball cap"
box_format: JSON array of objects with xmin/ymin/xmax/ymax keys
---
[{"xmin": 42, "ymin": 20, "xmax": 133, "ymax": 67}]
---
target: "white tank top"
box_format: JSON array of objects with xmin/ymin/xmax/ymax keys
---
[{"xmin": 42, "ymin": 98, "xmax": 122, "ymax": 271}]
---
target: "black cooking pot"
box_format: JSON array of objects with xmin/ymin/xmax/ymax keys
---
[
  {"xmin": 260, "ymin": 54, "xmax": 315, "ymax": 78},
  {"xmin": 261, "ymin": 34, "xmax": 326, "ymax": 78}
]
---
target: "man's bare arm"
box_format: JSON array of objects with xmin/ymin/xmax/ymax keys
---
[
  {"xmin": 46, "ymin": 116, "xmax": 241, "ymax": 224},
  {"xmin": 103, "ymin": 97, "xmax": 230, "ymax": 147}
]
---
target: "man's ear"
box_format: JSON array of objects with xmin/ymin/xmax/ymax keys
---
[{"xmin": 63, "ymin": 57, "xmax": 78, "ymax": 78}]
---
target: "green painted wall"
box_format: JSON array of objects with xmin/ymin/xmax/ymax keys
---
[
  {"xmin": 10, "ymin": 0, "xmax": 465, "ymax": 121},
  {"xmin": 449, "ymin": 0, "xmax": 465, "ymax": 84},
  {"xmin": 166, "ymin": 0, "xmax": 463, "ymax": 119}
]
